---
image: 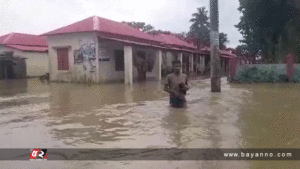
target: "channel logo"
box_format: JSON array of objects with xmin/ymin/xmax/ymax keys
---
[{"xmin": 30, "ymin": 149, "xmax": 47, "ymax": 160}]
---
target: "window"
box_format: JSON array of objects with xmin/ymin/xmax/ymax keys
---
[
  {"xmin": 115, "ymin": 50, "xmax": 124, "ymax": 71},
  {"xmin": 57, "ymin": 48, "xmax": 69, "ymax": 70}
]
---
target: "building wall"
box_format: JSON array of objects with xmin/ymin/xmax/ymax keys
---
[
  {"xmin": 13, "ymin": 59, "xmax": 27, "ymax": 78},
  {"xmin": 98, "ymin": 40, "xmax": 158, "ymax": 82},
  {"xmin": 0, "ymin": 45, "xmax": 48, "ymax": 77},
  {"xmin": 166, "ymin": 51, "xmax": 174, "ymax": 67},
  {"xmin": 24, "ymin": 52, "xmax": 49, "ymax": 77},
  {"xmin": 0, "ymin": 45, "xmax": 24, "ymax": 58},
  {"xmin": 98, "ymin": 40, "xmax": 137, "ymax": 82},
  {"xmin": 47, "ymin": 32, "xmax": 96, "ymax": 82},
  {"xmin": 48, "ymin": 33, "xmax": 159, "ymax": 83}
]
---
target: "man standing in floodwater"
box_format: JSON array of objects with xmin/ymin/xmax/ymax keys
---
[{"xmin": 164, "ymin": 61, "xmax": 189, "ymax": 108}]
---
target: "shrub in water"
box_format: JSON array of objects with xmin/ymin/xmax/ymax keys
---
[
  {"xmin": 291, "ymin": 68, "xmax": 300, "ymax": 83},
  {"xmin": 236, "ymin": 66, "xmax": 280, "ymax": 83}
]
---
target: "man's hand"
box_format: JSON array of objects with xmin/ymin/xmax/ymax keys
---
[
  {"xmin": 179, "ymin": 83, "xmax": 189, "ymax": 92},
  {"xmin": 182, "ymin": 84, "xmax": 189, "ymax": 91}
]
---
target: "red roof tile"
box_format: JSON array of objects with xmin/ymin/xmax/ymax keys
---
[
  {"xmin": 41, "ymin": 16, "xmax": 235, "ymax": 58},
  {"xmin": 0, "ymin": 33, "xmax": 48, "ymax": 46},
  {"xmin": 42, "ymin": 16, "xmax": 166, "ymax": 45},
  {"xmin": 5, "ymin": 45, "xmax": 48, "ymax": 52},
  {"xmin": 154, "ymin": 34, "xmax": 195, "ymax": 49}
]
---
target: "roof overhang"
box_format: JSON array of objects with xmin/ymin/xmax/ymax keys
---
[
  {"xmin": 5, "ymin": 45, "xmax": 48, "ymax": 52},
  {"xmin": 52, "ymin": 46, "xmax": 72, "ymax": 49}
]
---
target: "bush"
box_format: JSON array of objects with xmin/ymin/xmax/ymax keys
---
[
  {"xmin": 236, "ymin": 66, "xmax": 280, "ymax": 83},
  {"xmin": 291, "ymin": 68, "xmax": 300, "ymax": 83}
]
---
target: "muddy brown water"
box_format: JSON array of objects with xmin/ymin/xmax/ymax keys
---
[{"xmin": 0, "ymin": 78, "xmax": 300, "ymax": 168}]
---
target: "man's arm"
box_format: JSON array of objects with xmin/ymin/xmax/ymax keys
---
[{"xmin": 183, "ymin": 75, "xmax": 189, "ymax": 91}]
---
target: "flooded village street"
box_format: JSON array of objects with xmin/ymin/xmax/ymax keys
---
[{"xmin": 1, "ymin": 78, "xmax": 300, "ymax": 168}]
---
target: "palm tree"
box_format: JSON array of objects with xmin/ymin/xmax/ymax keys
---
[{"xmin": 189, "ymin": 7, "xmax": 210, "ymax": 49}]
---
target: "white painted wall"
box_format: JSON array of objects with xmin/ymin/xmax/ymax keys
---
[
  {"xmin": 24, "ymin": 52, "xmax": 49, "ymax": 77},
  {"xmin": 47, "ymin": 32, "xmax": 96, "ymax": 82},
  {"xmin": 98, "ymin": 40, "xmax": 126, "ymax": 82},
  {"xmin": 0, "ymin": 45, "xmax": 49, "ymax": 77},
  {"xmin": 97, "ymin": 40, "xmax": 156, "ymax": 82},
  {"xmin": 166, "ymin": 51, "xmax": 175, "ymax": 67}
]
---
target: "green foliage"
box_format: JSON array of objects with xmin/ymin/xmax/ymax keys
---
[
  {"xmin": 235, "ymin": 0, "xmax": 300, "ymax": 61},
  {"xmin": 121, "ymin": 21, "xmax": 155, "ymax": 32},
  {"xmin": 278, "ymin": 17, "xmax": 300, "ymax": 63},
  {"xmin": 237, "ymin": 66, "xmax": 280, "ymax": 83},
  {"xmin": 219, "ymin": 33, "xmax": 229, "ymax": 50},
  {"xmin": 291, "ymin": 68, "xmax": 300, "ymax": 83},
  {"xmin": 187, "ymin": 7, "xmax": 229, "ymax": 49}
]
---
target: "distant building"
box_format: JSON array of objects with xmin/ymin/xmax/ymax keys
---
[{"xmin": 0, "ymin": 33, "xmax": 48, "ymax": 78}]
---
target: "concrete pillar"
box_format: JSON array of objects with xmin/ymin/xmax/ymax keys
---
[
  {"xmin": 178, "ymin": 52, "xmax": 183, "ymax": 73},
  {"xmin": 200, "ymin": 55, "xmax": 205, "ymax": 74},
  {"xmin": 124, "ymin": 46, "xmax": 133, "ymax": 85},
  {"xmin": 221, "ymin": 57, "xmax": 225, "ymax": 76},
  {"xmin": 124, "ymin": 85, "xmax": 133, "ymax": 103},
  {"xmin": 95, "ymin": 36, "xmax": 100, "ymax": 83},
  {"xmin": 286, "ymin": 53, "xmax": 296, "ymax": 80},
  {"xmin": 155, "ymin": 50, "xmax": 162, "ymax": 80},
  {"xmin": 190, "ymin": 53, "xmax": 194, "ymax": 73},
  {"xmin": 229, "ymin": 57, "xmax": 238, "ymax": 79}
]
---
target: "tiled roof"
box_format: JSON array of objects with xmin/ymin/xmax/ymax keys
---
[
  {"xmin": 0, "ymin": 33, "xmax": 48, "ymax": 46},
  {"xmin": 200, "ymin": 47, "xmax": 236, "ymax": 58},
  {"xmin": 5, "ymin": 45, "xmax": 48, "ymax": 52},
  {"xmin": 154, "ymin": 33, "xmax": 195, "ymax": 49},
  {"xmin": 42, "ymin": 16, "xmax": 166, "ymax": 45},
  {"xmin": 41, "ymin": 16, "xmax": 236, "ymax": 58}
]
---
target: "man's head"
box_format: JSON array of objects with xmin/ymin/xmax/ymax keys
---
[{"xmin": 173, "ymin": 61, "xmax": 181, "ymax": 74}]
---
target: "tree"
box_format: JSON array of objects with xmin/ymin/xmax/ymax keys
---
[
  {"xmin": 122, "ymin": 21, "xmax": 155, "ymax": 32},
  {"xmin": 278, "ymin": 17, "xmax": 300, "ymax": 62},
  {"xmin": 188, "ymin": 7, "xmax": 210, "ymax": 49},
  {"xmin": 219, "ymin": 33, "xmax": 229, "ymax": 50},
  {"xmin": 235, "ymin": 0, "xmax": 300, "ymax": 62},
  {"xmin": 187, "ymin": 7, "xmax": 229, "ymax": 50}
]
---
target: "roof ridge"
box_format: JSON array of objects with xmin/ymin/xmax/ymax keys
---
[{"xmin": 93, "ymin": 16, "xmax": 100, "ymax": 31}]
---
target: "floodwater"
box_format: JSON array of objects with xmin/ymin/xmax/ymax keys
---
[{"xmin": 0, "ymin": 77, "xmax": 300, "ymax": 168}]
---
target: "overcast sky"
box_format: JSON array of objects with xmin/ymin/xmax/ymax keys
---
[{"xmin": 0, "ymin": 0, "xmax": 243, "ymax": 48}]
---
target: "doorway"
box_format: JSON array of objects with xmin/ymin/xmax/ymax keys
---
[{"xmin": 0, "ymin": 60, "xmax": 15, "ymax": 79}]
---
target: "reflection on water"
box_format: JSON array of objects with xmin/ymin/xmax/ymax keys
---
[
  {"xmin": 162, "ymin": 107, "xmax": 189, "ymax": 147},
  {"xmin": 0, "ymin": 79, "xmax": 27, "ymax": 96},
  {"xmin": 0, "ymin": 78, "xmax": 300, "ymax": 168}
]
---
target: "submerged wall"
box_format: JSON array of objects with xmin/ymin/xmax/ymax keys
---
[{"xmin": 235, "ymin": 64, "xmax": 300, "ymax": 82}]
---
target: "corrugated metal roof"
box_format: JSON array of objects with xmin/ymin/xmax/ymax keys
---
[
  {"xmin": 0, "ymin": 33, "xmax": 48, "ymax": 46},
  {"xmin": 5, "ymin": 45, "xmax": 48, "ymax": 52}
]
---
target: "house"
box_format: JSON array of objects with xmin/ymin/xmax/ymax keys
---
[
  {"xmin": 192, "ymin": 47, "xmax": 235, "ymax": 76},
  {"xmin": 0, "ymin": 33, "xmax": 49, "ymax": 78},
  {"xmin": 41, "ymin": 16, "xmax": 236, "ymax": 84}
]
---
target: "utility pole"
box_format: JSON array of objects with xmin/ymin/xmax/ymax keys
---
[{"xmin": 210, "ymin": 0, "xmax": 221, "ymax": 92}]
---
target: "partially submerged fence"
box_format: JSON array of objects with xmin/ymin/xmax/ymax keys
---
[{"xmin": 229, "ymin": 54, "xmax": 300, "ymax": 82}]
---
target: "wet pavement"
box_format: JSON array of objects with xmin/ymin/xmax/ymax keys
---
[{"xmin": 0, "ymin": 78, "xmax": 300, "ymax": 168}]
